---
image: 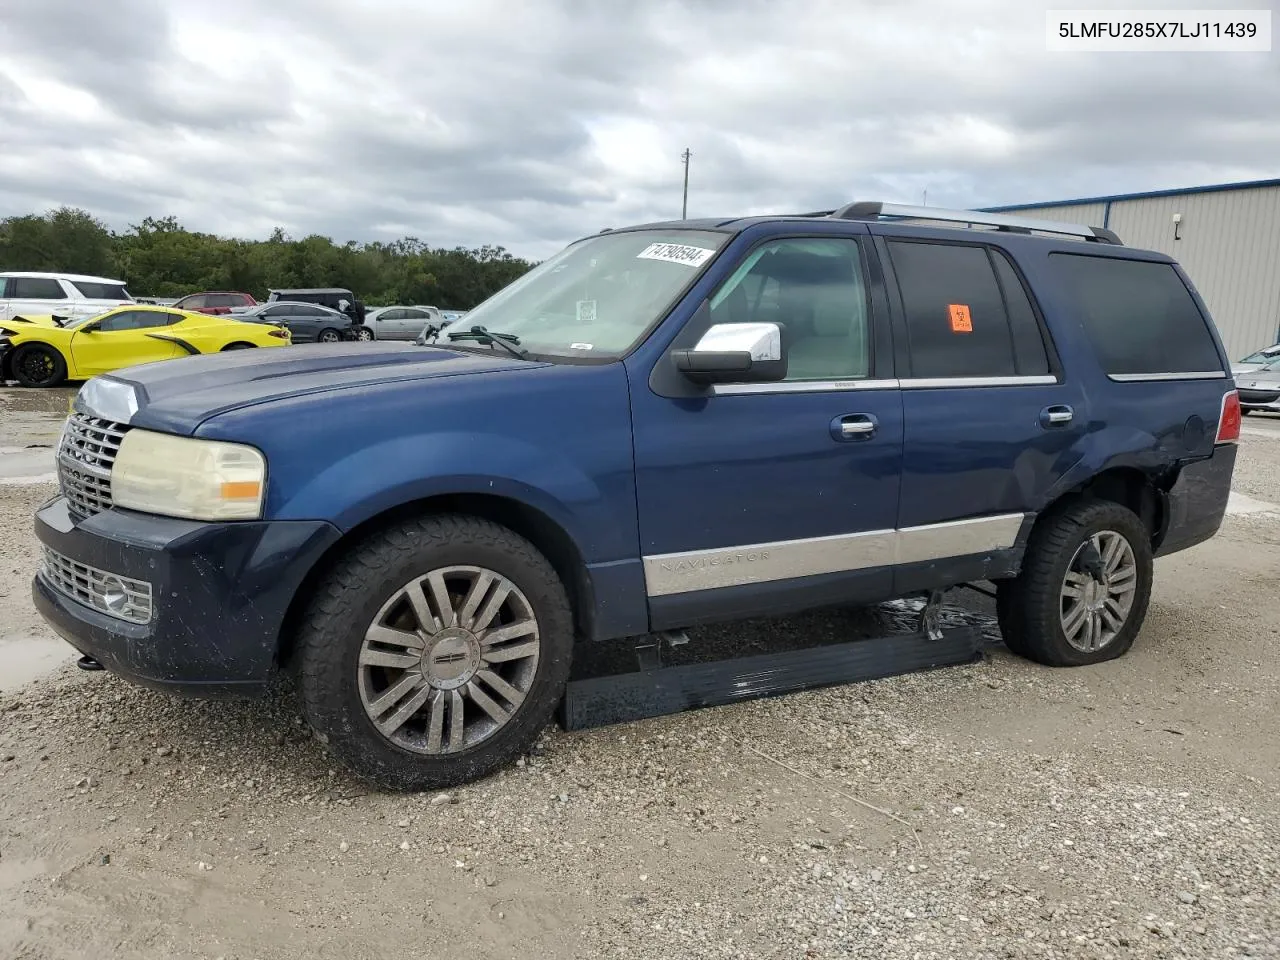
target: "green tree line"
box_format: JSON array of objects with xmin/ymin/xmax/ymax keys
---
[{"xmin": 0, "ymin": 207, "xmax": 538, "ymax": 309}]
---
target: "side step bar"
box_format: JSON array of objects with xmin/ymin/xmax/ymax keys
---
[{"xmin": 559, "ymin": 597, "xmax": 982, "ymax": 732}]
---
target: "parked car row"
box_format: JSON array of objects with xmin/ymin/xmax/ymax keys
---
[{"xmin": 0, "ymin": 304, "xmax": 290, "ymax": 387}]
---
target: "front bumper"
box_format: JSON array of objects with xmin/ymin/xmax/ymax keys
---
[{"xmin": 32, "ymin": 496, "xmax": 341, "ymax": 697}]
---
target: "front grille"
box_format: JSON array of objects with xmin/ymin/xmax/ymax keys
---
[
  {"xmin": 58, "ymin": 413, "xmax": 130, "ymax": 517},
  {"xmin": 40, "ymin": 547, "xmax": 153, "ymax": 624}
]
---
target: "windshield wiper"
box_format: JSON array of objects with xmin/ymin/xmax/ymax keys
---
[{"xmin": 446, "ymin": 325, "xmax": 529, "ymax": 360}]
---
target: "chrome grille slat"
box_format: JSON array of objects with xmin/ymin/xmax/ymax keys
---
[
  {"xmin": 58, "ymin": 412, "xmax": 131, "ymax": 518},
  {"xmin": 40, "ymin": 546, "xmax": 153, "ymax": 624}
]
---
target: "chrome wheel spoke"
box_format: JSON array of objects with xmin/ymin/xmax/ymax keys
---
[
  {"xmin": 367, "ymin": 672, "xmax": 425, "ymax": 721},
  {"xmin": 426, "ymin": 571, "xmax": 455, "ymax": 628},
  {"xmin": 468, "ymin": 682, "xmax": 511, "ymax": 725},
  {"xmin": 1101, "ymin": 598, "xmax": 1126, "ymax": 633},
  {"xmin": 426, "ymin": 692, "xmax": 446, "ymax": 752},
  {"xmin": 377, "ymin": 684, "xmax": 433, "ymax": 737},
  {"xmin": 1061, "ymin": 601, "xmax": 1089, "ymax": 640},
  {"xmin": 359, "ymin": 648, "xmax": 421, "ymax": 670},
  {"xmin": 472, "ymin": 583, "xmax": 512, "ymax": 633},
  {"xmin": 447, "ymin": 690, "xmax": 466, "ymax": 752},
  {"xmin": 482, "ymin": 620, "xmax": 538, "ymax": 645},
  {"xmin": 365, "ymin": 624, "xmax": 423, "ymax": 651},
  {"xmin": 457, "ymin": 571, "xmax": 496, "ymax": 629},
  {"xmin": 482, "ymin": 640, "xmax": 539, "ymax": 664}
]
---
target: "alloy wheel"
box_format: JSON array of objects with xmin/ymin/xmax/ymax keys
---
[
  {"xmin": 357, "ymin": 565, "xmax": 541, "ymax": 754},
  {"xmin": 1059, "ymin": 530, "xmax": 1137, "ymax": 652}
]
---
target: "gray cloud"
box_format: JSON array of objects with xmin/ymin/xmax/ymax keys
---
[{"xmin": 0, "ymin": 0, "xmax": 1276, "ymax": 258}]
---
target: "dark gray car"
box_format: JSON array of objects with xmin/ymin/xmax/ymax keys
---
[{"xmin": 237, "ymin": 301, "xmax": 358, "ymax": 343}]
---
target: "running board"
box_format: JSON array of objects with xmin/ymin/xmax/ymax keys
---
[{"xmin": 559, "ymin": 622, "xmax": 982, "ymax": 732}]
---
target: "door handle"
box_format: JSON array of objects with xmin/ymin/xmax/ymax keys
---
[
  {"xmin": 1040, "ymin": 405, "xmax": 1074, "ymax": 428},
  {"xmin": 831, "ymin": 413, "xmax": 878, "ymax": 441}
]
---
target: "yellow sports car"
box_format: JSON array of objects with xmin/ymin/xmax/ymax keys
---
[{"xmin": 0, "ymin": 305, "xmax": 291, "ymax": 387}]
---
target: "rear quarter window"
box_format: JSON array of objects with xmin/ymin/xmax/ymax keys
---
[
  {"xmin": 1050, "ymin": 254, "xmax": 1222, "ymax": 376},
  {"xmin": 70, "ymin": 280, "xmax": 130, "ymax": 300}
]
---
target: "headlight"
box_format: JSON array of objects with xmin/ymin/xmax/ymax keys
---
[{"xmin": 112, "ymin": 430, "xmax": 266, "ymax": 521}]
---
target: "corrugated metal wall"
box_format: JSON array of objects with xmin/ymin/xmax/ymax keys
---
[{"xmin": 998, "ymin": 188, "xmax": 1280, "ymax": 358}]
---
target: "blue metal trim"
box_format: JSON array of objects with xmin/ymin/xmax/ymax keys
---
[{"xmin": 979, "ymin": 176, "xmax": 1280, "ymax": 213}]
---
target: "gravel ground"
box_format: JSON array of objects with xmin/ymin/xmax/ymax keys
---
[{"xmin": 1, "ymin": 428, "xmax": 1278, "ymax": 959}]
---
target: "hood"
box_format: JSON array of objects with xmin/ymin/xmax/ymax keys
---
[
  {"xmin": 1237, "ymin": 367, "xmax": 1280, "ymax": 386},
  {"xmin": 78, "ymin": 342, "xmax": 543, "ymax": 434}
]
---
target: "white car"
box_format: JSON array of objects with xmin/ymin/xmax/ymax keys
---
[
  {"xmin": 0, "ymin": 271, "xmax": 134, "ymax": 322},
  {"xmin": 366, "ymin": 304, "xmax": 444, "ymax": 340}
]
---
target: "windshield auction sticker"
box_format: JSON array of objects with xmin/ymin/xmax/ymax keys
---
[{"xmin": 637, "ymin": 242, "xmax": 716, "ymax": 267}]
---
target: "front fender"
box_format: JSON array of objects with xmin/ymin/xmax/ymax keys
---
[{"xmin": 276, "ymin": 429, "xmax": 615, "ymax": 561}]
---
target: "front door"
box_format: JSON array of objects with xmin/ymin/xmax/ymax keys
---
[
  {"xmin": 629, "ymin": 234, "xmax": 904, "ymax": 630},
  {"xmin": 873, "ymin": 234, "xmax": 1089, "ymax": 592},
  {"xmin": 70, "ymin": 309, "xmax": 182, "ymax": 377}
]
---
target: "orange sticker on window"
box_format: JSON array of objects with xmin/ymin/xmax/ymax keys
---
[{"xmin": 948, "ymin": 304, "xmax": 972, "ymax": 333}]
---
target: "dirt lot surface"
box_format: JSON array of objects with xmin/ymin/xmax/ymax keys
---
[{"xmin": 1, "ymin": 389, "xmax": 1278, "ymax": 960}]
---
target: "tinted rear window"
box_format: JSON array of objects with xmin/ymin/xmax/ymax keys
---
[
  {"xmin": 1050, "ymin": 255, "xmax": 1221, "ymax": 375},
  {"xmin": 9, "ymin": 277, "xmax": 66, "ymax": 299},
  {"xmin": 70, "ymin": 280, "xmax": 130, "ymax": 300}
]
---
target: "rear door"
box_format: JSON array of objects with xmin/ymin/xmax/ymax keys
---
[
  {"xmin": 630, "ymin": 231, "xmax": 905, "ymax": 628},
  {"xmin": 876, "ymin": 234, "xmax": 1088, "ymax": 592},
  {"xmin": 4, "ymin": 276, "xmax": 72, "ymax": 320}
]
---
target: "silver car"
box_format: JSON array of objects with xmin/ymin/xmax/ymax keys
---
[
  {"xmin": 1232, "ymin": 342, "xmax": 1280, "ymax": 376},
  {"xmin": 1237, "ymin": 357, "xmax": 1280, "ymax": 415},
  {"xmin": 366, "ymin": 305, "xmax": 444, "ymax": 340}
]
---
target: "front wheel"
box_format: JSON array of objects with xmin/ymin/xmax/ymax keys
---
[
  {"xmin": 354, "ymin": 325, "xmax": 374, "ymax": 341},
  {"xmin": 297, "ymin": 514, "xmax": 574, "ymax": 791},
  {"xmin": 997, "ymin": 499, "xmax": 1153, "ymax": 667},
  {"xmin": 11, "ymin": 343, "xmax": 67, "ymax": 387}
]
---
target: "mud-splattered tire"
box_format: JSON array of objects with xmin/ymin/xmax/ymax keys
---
[
  {"xmin": 997, "ymin": 499, "xmax": 1153, "ymax": 667},
  {"xmin": 297, "ymin": 514, "xmax": 574, "ymax": 791}
]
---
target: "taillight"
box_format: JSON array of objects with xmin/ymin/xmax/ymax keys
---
[{"xmin": 1216, "ymin": 389, "xmax": 1241, "ymax": 444}]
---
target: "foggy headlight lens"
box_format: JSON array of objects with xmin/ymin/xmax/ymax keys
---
[{"xmin": 112, "ymin": 430, "xmax": 266, "ymax": 521}]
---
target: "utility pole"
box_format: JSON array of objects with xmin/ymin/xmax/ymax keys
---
[
  {"xmin": 922, "ymin": 187, "xmax": 928, "ymax": 207},
  {"xmin": 681, "ymin": 148, "xmax": 691, "ymax": 219}
]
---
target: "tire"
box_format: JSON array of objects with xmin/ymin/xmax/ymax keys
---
[
  {"xmin": 996, "ymin": 499, "xmax": 1153, "ymax": 667},
  {"xmin": 297, "ymin": 514, "xmax": 574, "ymax": 791},
  {"xmin": 221, "ymin": 342, "xmax": 256, "ymax": 351},
  {"xmin": 318, "ymin": 329, "xmax": 340, "ymax": 343},
  {"xmin": 1240, "ymin": 409, "xmax": 1251, "ymax": 416},
  {"xmin": 354, "ymin": 326, "xmax": 374, "ymax": 341},
  {"xmin": 11, "ymin": 343, "xmax": 67, "ymax": 388}
]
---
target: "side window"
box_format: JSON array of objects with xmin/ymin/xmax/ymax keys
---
[
  {"xmin": 991, "ymin": 251, "xmax": 1051, "ymax": 376},
  {"xmin": 708, "ymin": 237, "xmax": 870, "ymax": 381},
  {"xmin": 404, "ymin": 309, "xmax": 426, "ymax": 320},
  {"xmin": 182, "ymin": 295, "xmax": 208, "ymax": 309},
  {"xmin": 11, "ymin": 277, "xmax": 67, "ymax": 300},
  {"xmin": 888, "ymin": 241, "xmax": 1029, "ymax": 379},
  {"xmin": 0, "ymin": 278, "xmax": 7, "ymax": 297},
  {"xmin": 1049, "ymin": 254, "xmax": 1222, "ymax": 376},
  {"xmin": 98, "ymin": 310, "xmax": 144, "ymax": 331},
  {"xmin": 163, "ymin": 312, "xmax": 186, "ymax": 326}
]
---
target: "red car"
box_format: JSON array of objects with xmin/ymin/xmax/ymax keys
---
[{"xmin": 171, "ymin": 291, "xmax": 257, "ymax": 315}]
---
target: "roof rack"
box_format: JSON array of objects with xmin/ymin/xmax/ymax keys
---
[{"xmin": 828, "ymin": 201, "xmax": 1123, "ymax": 245}]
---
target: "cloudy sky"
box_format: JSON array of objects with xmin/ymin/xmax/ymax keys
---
[{"xmin": 1, "ymin": 0, "xmax": 1277, "ymax": 258}]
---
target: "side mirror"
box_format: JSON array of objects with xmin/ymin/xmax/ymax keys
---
[
  {"xmin": 671, "ymin": 322, "xmax": 787, "ymax": 385},
  {"xmin": 80, "ymin": 320, "xmax": 101, "ymax": 333}
]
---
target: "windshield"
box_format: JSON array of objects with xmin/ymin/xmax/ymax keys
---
[
  {"xmin": 440, "ymin": 229, "xmax": 730, "ymax": 359},
  {"xmin": 1240, "ymin": 346, "xmax": 1280, "ymax": 362}
]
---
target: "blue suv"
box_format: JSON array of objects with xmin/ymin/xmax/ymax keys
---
[{"xmin": 32, "ymin": 202, "xmax": 1241, "ymax": 790}]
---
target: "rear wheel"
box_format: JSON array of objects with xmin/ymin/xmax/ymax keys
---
[
  {"xmin": 221, "ymin": 342, "xmax": 255, "ymax": 351},
  {"xmin": 297, "ymin": 514, "xmax": 574, "ymax": 791},
  {"xmin": 318, "ymin": 328, "xmax": 340, "ymax": 343},
  {"xmin": 11, "ymin": 343, "xmax": 67, "ymax": 388},
  {"xmin": 997, "ymin": 499, "xmax": 1152, "ymax": 666}
]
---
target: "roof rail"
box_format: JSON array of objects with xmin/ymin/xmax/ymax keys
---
[{"xmin": 829, "ymin": 201, "xmax": 1123, "ymax": 245}]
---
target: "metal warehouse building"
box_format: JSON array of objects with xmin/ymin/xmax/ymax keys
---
[{"xmin": 981, "ymin": 178, "xmax": 1280, "ymax": 360}]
